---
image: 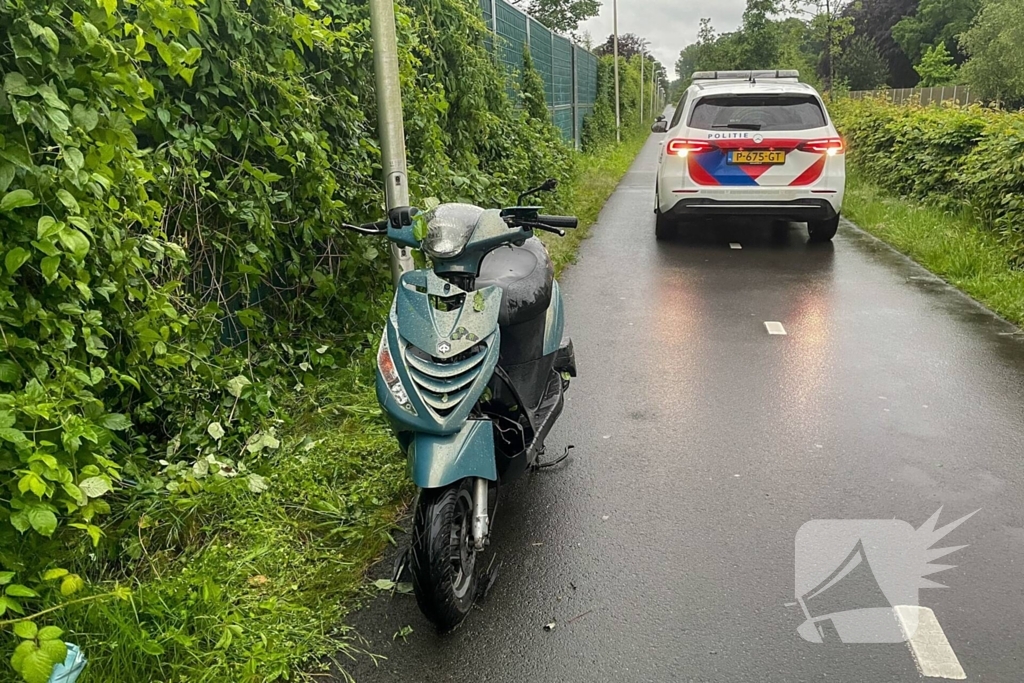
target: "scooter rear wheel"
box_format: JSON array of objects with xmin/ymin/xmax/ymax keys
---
[{"xmin": 410, "ymin": 478, "xmax": 478, "ymax": 631}]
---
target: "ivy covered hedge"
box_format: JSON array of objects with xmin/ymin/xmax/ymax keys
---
[
  {"xmin": 0, "ymin": 0, "xmax": 610, "ymax": 678},
  {"xmin": 830, "ymin": 97, "xmax": 1024, "ymax": 260},
  {"xmin": 583, "ymin": 53, "xmax": 652, "ymax": 150}
]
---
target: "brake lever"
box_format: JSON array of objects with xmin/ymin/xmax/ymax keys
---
[
  {"xmin": 341, "ymin": 220, "xmax": 388, "ymax": 235},
  {"xmin": 536, "ymin": 225, "xmax": 565, "ymax": 237},
  {"xmin": 514, "ymin": 219, "xmax": 565, "ymax": 237}
]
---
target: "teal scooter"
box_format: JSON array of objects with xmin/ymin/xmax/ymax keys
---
[{"xmin": 343, "ymin": 182, "xmax": 577, "ymax": 630}]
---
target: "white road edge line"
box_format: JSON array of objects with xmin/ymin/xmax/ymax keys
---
[
  {"xmin": 764, "ymin": 321, "xmax": 786, "ymax": 335},
  {"xmin": 895, "ymin": 605, "xmax": 966, "ymax": 680},
  {"xmin": 729, "ymin": 242, "xmax": 742, "ymax": 249}
]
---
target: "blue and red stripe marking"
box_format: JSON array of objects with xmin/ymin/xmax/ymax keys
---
[{"xmin": 685, "ymin": 139, "xmax": 825, "ymax": 187}]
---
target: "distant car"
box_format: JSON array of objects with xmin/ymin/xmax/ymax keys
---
[{"xmin": 651, "ymin": 70, "xmax": 845, "ymax": 242}]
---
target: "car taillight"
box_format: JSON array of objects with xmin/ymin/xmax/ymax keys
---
[
  {"xmin": 798, "ymin": 138, "xmax": 845, "ymax": 155},
  {"xmin": 666, "ymin": 138, "xmax": 715, "ymax": 157}
]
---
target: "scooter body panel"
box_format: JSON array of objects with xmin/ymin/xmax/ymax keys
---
[
  {"xmin": 408, "ymin": 420, "xmax": 497, "ymax": 488},
  {"xmin": 376, "ymin": 269, "xmax": 502, "ymax": 436},
  {"xmin": 542, "ymin": 279, "xmax": 565, "ymax": 356}
]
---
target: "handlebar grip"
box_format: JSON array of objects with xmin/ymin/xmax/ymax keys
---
[{"xmin": 536, "ymin": 215, "xmax": 578, "ymax": 229}]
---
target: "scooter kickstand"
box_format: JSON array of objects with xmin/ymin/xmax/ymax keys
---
[{"xmin": 533, "ymin": 444, "xmax": 574, "ymax": 471}]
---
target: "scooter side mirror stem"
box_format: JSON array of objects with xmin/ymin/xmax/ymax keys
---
[{"xmin": 517, "ymin": 178, "xmax": 559, "ymax": 205}]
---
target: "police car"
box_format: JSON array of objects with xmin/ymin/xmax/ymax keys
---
[{"xmin": 651, "ymin": 70, "xmax": 845, "ymax": 242}]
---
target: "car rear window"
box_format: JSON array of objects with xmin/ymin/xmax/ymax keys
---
[{"xmin": 688, "ymin": 94, "xmax": 826, "ymax": 132}]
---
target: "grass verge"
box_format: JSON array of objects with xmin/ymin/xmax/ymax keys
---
[
  {"xmin": 843, "ymin": 171, "xmax": 1024, "ymax": 327},
  {"xmin": 50, "ymin": 358, "xmax": 406, "ymax": 683},
  {"xmin": 45, "ymin": 131, "xmax": 653, "ymax": 683}
]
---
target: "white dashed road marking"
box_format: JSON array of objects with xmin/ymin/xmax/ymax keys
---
[
  {"xmin": 764, "ymin": 321, "xmax": 787, "ymax": 335},
  {"xmin": 895, "ymin": 606, "xmax": 966, "ymax": 680},
  {"xmin": 729, "ymin": 242, "xmax": 742, "ymax": 249}
]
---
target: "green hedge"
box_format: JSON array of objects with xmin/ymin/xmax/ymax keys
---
[
  {"xmin": 583, "ymin": 54, "xmax": 651, "ymax": 149},
  {"xmin": 830, "ymin": 97, "xmax": 1024, "ymax": 259}
]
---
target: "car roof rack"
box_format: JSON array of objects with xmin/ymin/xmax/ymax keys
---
[{"xmin": 691, "ymin": 70, "xmax": 800, "ymax": 83}]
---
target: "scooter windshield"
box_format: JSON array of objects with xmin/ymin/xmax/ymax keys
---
[{"xmin": 422, "ymin": 203, "xmax": 484, "ymax": 259}]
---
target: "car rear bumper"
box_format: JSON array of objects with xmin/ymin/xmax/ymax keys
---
[{"xmin": 665, "ymin": 197, "xmax": 838, "ymax": 222}]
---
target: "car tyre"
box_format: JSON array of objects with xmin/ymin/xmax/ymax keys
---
[
  {"xmin": 807, "ymin": 215, "xmax": 840, "ymax": 242},
  {"xmin": 655, "ymin": 210, "xmax": 674, "ymax": 241}
]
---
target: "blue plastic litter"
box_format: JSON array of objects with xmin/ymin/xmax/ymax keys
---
[{"xmin": 48, "ymin": 644, "xmax": 86, "ymax": 683}]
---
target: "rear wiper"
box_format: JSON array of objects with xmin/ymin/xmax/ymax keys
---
[{"xmin": 712, "ymin": 123, "xmax": 762, "ymax": 130}]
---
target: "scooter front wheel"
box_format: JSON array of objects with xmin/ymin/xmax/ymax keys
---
[{"xmin": 410, "ymin": 478, "xmax": 479, "ymax": 631}]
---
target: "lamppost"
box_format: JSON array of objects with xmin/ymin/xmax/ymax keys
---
[
  {"xmin": 369, "ymin": 0, "xmax": 415, "ymax": 284},
  {"xmin": 640, "ymin": 49, "xmax": 644, "ymax": 124},
  {"xmin": 612, "ymin": 0, "xmax": 620, "ymax": 143}
]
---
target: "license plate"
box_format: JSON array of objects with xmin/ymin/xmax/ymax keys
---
[{"xmin": 728, "ymin": 150, "xmax": 786, "ymax": 165}]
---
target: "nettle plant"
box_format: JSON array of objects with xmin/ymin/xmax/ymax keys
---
[{"xmin": 0, "ymin": 0, "xmax": 205, "ymax": 678}]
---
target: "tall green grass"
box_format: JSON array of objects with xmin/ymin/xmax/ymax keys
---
[{"xmin": 844, "ymin": 171, "xmax": 1024, "ymax": 326}]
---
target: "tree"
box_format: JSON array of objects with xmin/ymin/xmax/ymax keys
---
[
  {"xmin": 837, "ymin": 35, "xmax": 890, "ymax": 89},
  {"xmin": 775, "ymin": 16, "xmax": 824, "ymax": 89},
  {"xmin": 793, "ymin": 0, "xmax": 856, "ymax": 89},
  {"xmin": 594, "ymin": 32, "xmax": 648, "ymax": 58},
  {"xmin": 891, "ymin": 0, "xmax": 980, "ymax": 65},
  {"xmin": 738, "ymin": 0, "xmax": 784, "ymax": 69},
  {"xmin": 914, "ymin": 42, "xmax": 958, "ymax": 86},
  {"xmin": 843, "ymin": 0, "xmax": 920, "ymax": 86},
  {"xmin": 520, "ymin": 0, "xmax": 601, "ymax": 34},
  {"xmin": 960, "ymin": 0, "xmax": 1024, "ymax": 103}
]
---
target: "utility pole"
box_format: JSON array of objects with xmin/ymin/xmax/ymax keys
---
[
  {"xmin": 612, "ymin": 0, "xmax": 620, "ymax": 143},
  {"xmin": 640, "ymin": 51, "xmax": 644, "ymax": 124},
  {"xmin": 369, "ymin": 0, "xmax": 415, "ymax": 285},
  {"xmin": 825, "ymin": 0, "xmax": 834, "ymax": 91},
  {"xmin": 651, "ymin": 62, "xmax": 656, "ymax": 115}
]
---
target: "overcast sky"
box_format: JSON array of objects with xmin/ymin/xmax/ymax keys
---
[{"xmin": 579, "ymin": 0, "xmax": 747, "ymax": 76}]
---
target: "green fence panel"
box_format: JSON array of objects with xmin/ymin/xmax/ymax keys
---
[
  {"xmin": 479, "ymin": 0, "xmax": 493, "ymax": 50},
  {"xmin": 574, "ymin": 46, "xmax": 597, "ymax": 146},
  {"xmin": 551, "ymin": 34, "xmax": 572, "ymax": 106},
  {"xmin": 551, "ymin": 34, "xmax": 573, "ymax": 140},
  {"xmin": 482, "ymin": 0, "xmax": 598, "ymax": 146},
  {"xmin": 495, "ymin": 0, "xmax": 527, "ymax": 97},
  {"xmin": 528, "ymin": 18, "xmax": 554, "ymax": 107}
]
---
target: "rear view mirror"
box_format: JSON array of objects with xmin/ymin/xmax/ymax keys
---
[{"xmin": 651, "ymin": 120, "xmax": 668, "ymax": 133}]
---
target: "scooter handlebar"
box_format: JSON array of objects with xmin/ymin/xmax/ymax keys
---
[{"xmin": 535, "ymin": 215, "xmax": 578, "ymax": 229}]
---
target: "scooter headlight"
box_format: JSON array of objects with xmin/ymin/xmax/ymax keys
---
[{"xmin": 378, "ymin": 332, "xmax": 416, "ymax": 415}]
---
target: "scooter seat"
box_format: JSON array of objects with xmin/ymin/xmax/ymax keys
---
[{"xmin": 476, "ymin": 237, "xmax": 554, "ymax": 326}]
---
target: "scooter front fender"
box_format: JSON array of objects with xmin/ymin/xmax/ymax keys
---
[{"xmin": 409, "ymin": 420, "xmax": 497, "ymax": 489}]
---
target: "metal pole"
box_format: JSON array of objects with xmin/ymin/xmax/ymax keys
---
[
  {"xmin": 650, "ymin": 61, "xmax": 656, "ymax": 115},
  {"xmin": 640, "ymin": 52, "xmax": 644, "ymax": 124},
  {"xmin": 571, "ymin": 44, "xmax": 580, "ymax": 149},
  {"xmin": 369, "ymin": 0, "xmax": 414, "ymax": 284},
  {"xmin": 612, "ymin": 0, "xmax": 620, "ymax": 143}
]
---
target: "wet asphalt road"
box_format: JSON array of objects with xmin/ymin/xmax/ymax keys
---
[{"xmin": 341, "ymin": 131, "xmax": 1024, "ymax": 682}]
